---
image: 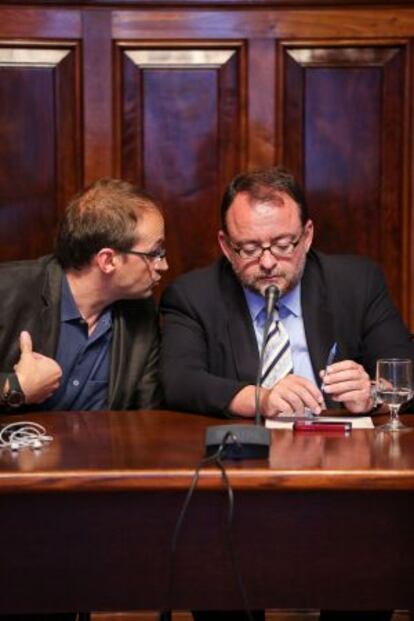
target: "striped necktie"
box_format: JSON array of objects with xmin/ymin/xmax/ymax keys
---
[{"xmin": 260, "ymin": 306, "xmax": 293, "ymax": 388}]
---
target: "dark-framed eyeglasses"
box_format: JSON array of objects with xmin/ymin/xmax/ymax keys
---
[
  {"xmin": 123, "ymin": 247, "xmax": 167, "ymax": 263},
  {"xmin": 226, "ymin": 230, "xmax": 305, "ymax": 261}
]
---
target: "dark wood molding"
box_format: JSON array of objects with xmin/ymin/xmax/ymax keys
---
[{"xmin": 4, "ymin": 0, "xmax": 414, "ymax": 6}]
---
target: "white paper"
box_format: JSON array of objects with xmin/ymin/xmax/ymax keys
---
[{"xmin": 266, "ymin": 415, "xmax": 374, "ymax": 430}]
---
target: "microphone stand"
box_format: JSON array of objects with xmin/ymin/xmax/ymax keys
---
[
  {"xmin": 204, "ymin": 286, "xmax": 279, "ymax": 460},
  {"xmin": 255, "ymin": 285, "xmax": 279, "ymax": 424}
]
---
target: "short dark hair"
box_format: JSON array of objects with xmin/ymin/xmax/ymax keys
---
[
  {"xmin": 55, "ymin": 178, "xmax": 162, "ymax": 269},
  {"xmin": 220, "ymin": 166, "xmax": 309, "ymax": 232}
]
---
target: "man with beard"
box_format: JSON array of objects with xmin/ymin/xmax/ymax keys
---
[
  {"xmin": 160, "ymin": 166, "xmax": 413, "ymax": 621},
  {"xmin": 161, "ymin": 166, "xmax": 413, "ymax": 420}
]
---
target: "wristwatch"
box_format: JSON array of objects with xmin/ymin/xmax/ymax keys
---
[
  {"xmin": 1, "ymin": 373, "xmax": 25, "ymax": 408},
  {"xmin": 370, "ymin": 381, "xmax": 379, "ymax": 409}
]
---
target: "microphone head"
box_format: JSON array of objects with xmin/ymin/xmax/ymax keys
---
[
  {"xmin": 265, "ymin": 285, "xmax": 280, "ymax": 318},
  {"xmin": 265, "ymin": 285, "xmax": 280, "ymax": 300}
]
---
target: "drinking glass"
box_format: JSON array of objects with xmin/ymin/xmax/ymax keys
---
[{"xmin": 375, "ymin": 358, "xmax": 413, "ymax": 431}]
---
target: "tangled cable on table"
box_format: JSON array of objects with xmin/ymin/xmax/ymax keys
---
[{"xmin": 0, "ymin": 421, "xmax": 53, "ymax": 451}]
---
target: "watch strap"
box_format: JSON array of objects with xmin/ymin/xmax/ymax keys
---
[
  {"xmin": 1, "ymin": 373, "xmax": 25, "ymax": 407},
  {"xmin": 369, "ymin": 381, "xmax": 378, "ymax": 409},
  {"xmin": 8, "ymin": 373, "xmax": 22, "ymax": 393}
]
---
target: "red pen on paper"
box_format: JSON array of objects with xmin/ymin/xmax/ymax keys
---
[{"xmin": 293, "ymin": 420, "xmax": 352, "ymax": 433}]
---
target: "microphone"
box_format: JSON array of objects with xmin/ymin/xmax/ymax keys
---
[
  {"xmin": 255, "ymin": 285, "xmax": 280, "ymax": 424},
  {"xmin": 204, "ymin": 285, "xmax": 279, "ymax": 460},
  {"xmin": 265, "ymin": 284, "xmax": 279, "ymax": 322}
]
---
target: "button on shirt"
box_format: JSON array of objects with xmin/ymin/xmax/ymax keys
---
[
  {"xmin": 244, "ymin": 283, "xmax": 318, "ymax": 386},
  {"xmin": 44, "ymin": 275, "xmax": 112, "ymax": 411}
]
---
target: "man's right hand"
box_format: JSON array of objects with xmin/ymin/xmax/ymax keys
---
[
  {"xmin": 14, "ymin": 331, "xmax": 62, "ymax": 404},
  {"xmin": 262, "ymin": 374, "xmax": 324, "ymax": 417},
  {"xmin": 228, "ymin": 375, "xmax": 324, "ymax": 418}
]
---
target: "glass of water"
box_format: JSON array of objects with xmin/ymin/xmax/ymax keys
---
[{"xmin": 376, "ymin": 358, "xmax": 413, "ymax": 431}]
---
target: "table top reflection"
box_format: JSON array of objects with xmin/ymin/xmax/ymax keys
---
[{"xmin": 0, "ymin": 408, "xmax": 413, "ymax": 492}]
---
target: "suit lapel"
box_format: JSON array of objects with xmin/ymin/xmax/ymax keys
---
[
  {"xmin": 108, "ymin": 304, "xmax": 124, "ymax": 409},
  {"xmin": 301, "ymin": 252, "xmax": 336, "ymax": 390},
  {"xmin": 220, "ymin": 260, "xmax": 260, "ymax": 383},
  {"xmin": 39, "ymin": 259, "xmax": 63, "ymax": 358}
]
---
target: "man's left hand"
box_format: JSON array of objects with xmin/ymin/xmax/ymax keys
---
[{"xmin": 320, "ymin": 360, "xmax": 373, "ymax": 413}]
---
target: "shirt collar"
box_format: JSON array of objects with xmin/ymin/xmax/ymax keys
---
[
  {"xmin": 60, "ymin": 274, "xmax": 112, "ymax": 329},
  {"xmin": 61, "ymin": 274, "xmax": 83, "ymax": 322},
  {"xmin": 282, "ymin": 282, "xmax": 301, "ymax": 318},
  {"xmin": 243, "ymin": 281, "xmax": 302, "ymax": 323}
]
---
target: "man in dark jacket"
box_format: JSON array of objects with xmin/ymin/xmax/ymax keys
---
[
  {"xmin": 0, "ymin": 177, "xmax": 168, "ymax": 412},
  {"xmin": 161, "ymin": 166, "xmax": 413, "ymax": 621},
  {"xmin": 161, "ymin": 166, "xmax": 413, "ymax": 419}
]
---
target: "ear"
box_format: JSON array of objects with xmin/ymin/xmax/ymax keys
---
[
  {"xmin": 95, "ymin": 248, "xmax": 118, "ymax": 274},
  {"xmin": 304, "ymin": 220, "xmax": 314, "ymax": 253},
  {"xmin": 218, "ymin": 230, "xmax": 232, "ymax": 262}
]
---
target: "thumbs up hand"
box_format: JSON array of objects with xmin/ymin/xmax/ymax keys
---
[
  {"xmin": 14, "ymin": 331, "xmax": 63, "ymax": 404},
  {"xmin": 19, "ymin": 330, "xmax": 33, "ymax": 355}
]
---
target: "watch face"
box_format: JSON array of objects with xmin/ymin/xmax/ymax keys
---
[{"xmin": 7, "ymin": 390, "xmax": 24, "ymax": 407}]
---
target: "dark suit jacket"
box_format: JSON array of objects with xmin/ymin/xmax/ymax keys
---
[
  {"xmin": 160, "ymin": 250, "xmax": 414, "ymax": 415},
  {"xmin": 0, "ymin": 255, "xmax": 162, "ymax": 410}
]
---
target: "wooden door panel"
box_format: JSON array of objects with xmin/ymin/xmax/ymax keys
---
[
  {"xmin": 0, "ymin": 45, "xmax": 81, "ymax": 260},
  {"xmin": 0, "ymin": 4, "xmax": 413, "ymax": 326},
  {"xmin": 282, "ymin": 44, "xmax": 406, "ymax": 308},
  {"xmin": 116, "ymin": 44, "xmax": 245, "ymax": 287}
]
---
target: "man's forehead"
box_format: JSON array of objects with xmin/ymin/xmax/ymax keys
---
[
  {"xmin": 134, "ymin": 207, "xmax": 164, "ymax": 237},
  {"xmin": 249, "ymin": 189, "xmax": 288, "ymax": 208},
  {"xmin": 227, "ymin": 191, "xmax": 301, "ymax": 228},
  {"xmin": 137, "ymin": 206, "xmax": 163, "ymax": 224},
  {"xmin": 244, "ymin": 189, "xmax": 295, "ymax": 209}
]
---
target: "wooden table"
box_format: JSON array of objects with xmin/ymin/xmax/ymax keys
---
[{"xmin": 0, "ymin": 409, "xmax": 413, "ymax": 614}]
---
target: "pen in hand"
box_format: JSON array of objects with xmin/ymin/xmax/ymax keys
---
[{"xmin": 321, "ymin": 342, "xmax": 338, "ymax": 391}]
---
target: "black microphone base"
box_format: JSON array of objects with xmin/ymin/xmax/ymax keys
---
[{"xmin": 205, "ymin": 424, "xmax": 270, "ymax": 460}]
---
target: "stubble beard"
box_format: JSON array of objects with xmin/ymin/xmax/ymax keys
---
[{"xmin": 231, "ymin": 252, "xmax": 307, "ymax": 297}]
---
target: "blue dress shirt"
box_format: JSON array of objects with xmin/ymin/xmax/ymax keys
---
[
  {"xmin": 44, "ymin": 275, "xmax": 112, "ymax": 411},
  {"xmin": 244, "ymin": 283, "xmax": 317, "ymax": 385}
]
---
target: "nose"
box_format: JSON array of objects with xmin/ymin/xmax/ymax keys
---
[
  {"xmin": 259, "ymin": 248, "xmax": 277, "ymax": 270},
  {"xmin": 156, "ymin": 256, "xmax": 169, "ymax": 272}
]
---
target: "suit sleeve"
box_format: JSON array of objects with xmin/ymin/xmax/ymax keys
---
[
  {"xmin": 160, "ymin": 282, "xmax": 250, "ymax": 415},
  {"xmin": 135, "ymin": 325, "xmax": 163, "ymax": 409},
  {"xmin": 0, "ymin": 373, "xmax": 7, "ymax": 409},
  {"xmin": 349, "ymin": 261, "xmax": 414, "ymax": 375},
  {"xmin": 109, "ymin": 299, "xmax": 163, "ymax": 411}
]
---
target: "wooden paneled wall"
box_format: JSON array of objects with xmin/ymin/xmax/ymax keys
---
[{"xmin": 1, "ymin": 1, "xmax": 414, "ymax": 327}]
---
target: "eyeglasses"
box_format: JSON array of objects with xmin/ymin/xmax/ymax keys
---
[
  {"xmin": 123, "ymin": 247, "xmax": 167, "ymax": 263},
  {"xmin": 226, "ymin": 230, "xmax": 305, "ymax": 261}
]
